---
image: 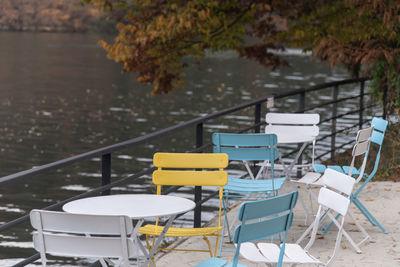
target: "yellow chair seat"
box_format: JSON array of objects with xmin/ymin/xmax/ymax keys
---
[{"xmin": 139, "ymin": 224, "xmax": 222, "ymax": 237}]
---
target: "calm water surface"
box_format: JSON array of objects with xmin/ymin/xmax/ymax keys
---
[{"xmin": 0, "ymin": 32, "xmax": 377, "ymax": 265}]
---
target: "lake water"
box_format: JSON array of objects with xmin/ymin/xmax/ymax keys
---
[{"xmin": 0, "ymin": 32, "xmax": 378, "ymax": 265}]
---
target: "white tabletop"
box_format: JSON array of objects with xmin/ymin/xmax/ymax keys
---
[{"xmin": 63, "ymin": 194, "xmax": 195, "ymax": 219}]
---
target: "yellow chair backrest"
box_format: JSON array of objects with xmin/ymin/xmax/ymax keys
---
[{"xmin": 153, "ymin": 153, "xmax": 228, "ymax": 187}]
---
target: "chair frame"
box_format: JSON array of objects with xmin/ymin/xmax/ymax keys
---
[
  {"xmin": 138, "ymin": 152, "xmax": 228, "ymax": 257},
  {"xmin": 351, "ymin": 117, "xmax": 388, "ymax": 233}
]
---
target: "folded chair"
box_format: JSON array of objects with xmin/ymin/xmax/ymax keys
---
[
  {"xmin": 138, "ymin": 153, "xmax": 228, "ymax": 257},
  {"xmin": 212, "ymin": 133, "xmax": 286, "ymax": 249},
  {"xmin": 194, "ymin": 191, "xmax": 298, "ymax": 267},
  {"xmin": 351, "ymin": 118, "xmax": 388, "ymax": 233},
  {"xmin": 30, "ymin": 209, "xmax": 136, "ymax": 267}
]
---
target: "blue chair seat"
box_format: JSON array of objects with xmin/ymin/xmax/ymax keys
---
[
  {"xmin": 312, "ymin": 164, "xmax": 361, "ymax": 177},
  {"xmin": 224, "ymin": 177, "xmax": 286, "ymax": 194},
  {"xmin": 194, "ymin": 257, "xmax": 248, "ymax": 267}
]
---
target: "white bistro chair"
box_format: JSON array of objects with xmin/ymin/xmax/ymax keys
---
[
  {"xmin": 30, "ymin": 209, "xmax": 137, "ymax": 267},
  {"xmin": 265, "ymin": 112, "xmax": 320, "ymax": 176},
  {"xmin": 265, "ymin": 112, "xmax": 320, "ymax": 223}
]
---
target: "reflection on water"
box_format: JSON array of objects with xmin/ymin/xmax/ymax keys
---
[{"xmin": 0, "ymin": 32, "xmax": 378, "ymax": 265}]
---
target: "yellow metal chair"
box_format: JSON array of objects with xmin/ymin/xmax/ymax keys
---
[{"xmin": 138, "ymin": 152, "xmax": 228, "ymax": 257}]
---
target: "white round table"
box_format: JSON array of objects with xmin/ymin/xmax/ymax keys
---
[
  {"xmin": 63, "ymin": 194, "xmax": 195, "ymax": 219},
  {"xmin": 63, "ymin": 194, "xmax": 195, "ymax": 267}
]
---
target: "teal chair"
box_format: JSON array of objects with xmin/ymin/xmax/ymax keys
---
[
  {"xmin": 194, "ymin": 191, "xmax": 298, "ymax": 267},
  {"xmin": 212, "ymin": 133, "xmax": 286, "ymax": 252},
  {"xmin": 317, "ymin": 117, "xmax": 389, "ymax": 234}
]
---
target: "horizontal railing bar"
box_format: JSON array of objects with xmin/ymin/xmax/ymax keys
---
[
  {"xmin": 316, "ymin": 121, "xmax": 361, "ymax": 143},
  {"xmin": 319, "ymin": 104, "xmax": 374, "ymax": 125},
  {"xmin": 284, "ymin": 115, "xmax": 371, "ymax": 159},
  {"xmin": 303, "ymin": 94, "xmax": 367, "ymax": 113},
  {"xmin": 314, "ymin": 119, "xmax": 370, "ymax": 161},
  {"xmin": 315, "ymin": 138, "xmax": 355, "ymax": 161},
  {"xmin": 301, "ymin": 77, "xmax": 369, "ymax": 93}
]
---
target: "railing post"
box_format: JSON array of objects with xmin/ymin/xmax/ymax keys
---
[
  {"xmin": 254, "ymin": 103, "xmax": 261, "ymax": 133},
  {"xmin": 194, "ymin": 123, "xmax": 203, "ymax": 228},
  {"xmin": 331, "ymin": 85, "xmax": 339, "ymax": 160},
  {"xmin": 298, "ymin": 90, "xmax": 306, "ymax": 113},
  {"xmin": 297, "ymin": 90, "xmax": 306, "ymax": 177},
  {"xmin": 359, "ymin": 81, "xmax": 364, "ymax": 129},
  {"xmin": 101, "ymin": 153, "xmax": 111, "ymax": 195},
  {"xmin": 383, "ymin": 85, "xmax": 387, "ymax": 119}
]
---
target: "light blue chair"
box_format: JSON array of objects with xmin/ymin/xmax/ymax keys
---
[
  {"xmin": 194, "ymin": 191, "xmax": 298, "ymax": 267},
  {"xmin": 212, "ymin": 133, "xmax": 286, "ymax": 251},
  {"xmin": 319, "ymin": 117, "xmax": 389, "ymax": 234}
]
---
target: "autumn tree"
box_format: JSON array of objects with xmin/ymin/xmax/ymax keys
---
[
  {"xmin": 84, "ymin": 0, "xmax": 291, "ymax": 94},
  {"xmin": 86, "ymin": 0, "xmax": 400, "ymax": 114},
  {"xmin": 284, "ymin": 0, "xmax": 400, "ymax": 114}
]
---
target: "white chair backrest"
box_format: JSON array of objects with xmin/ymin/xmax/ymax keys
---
[
  {"xmin": 265, "ymin": 113, "xmax": 320, "ymax": 137},
  {"xmin": 317, "ymin": 168, "xmax": 355, "ymax": 216},
  {"xmin": 356, "ymin": 126, "xmax": 374, "ymax": 143},
  {"xmin": 348, "ymin": 127, "xmax": 373, "ymax": 180},
  {"xmin": 318, "ymin": 187, "xmax": 350, "ymax": 216},
  {"xmin": 265, "ymin": 113, "xmax": 320, "ymax": 125},
  {"xmin": 30, "ymin": 210, "xmax": 135, "ymax": 266},
  {"xmin": 30, "ymin": 209, "xmax": 134, "ymax": 235},
  {"xmin": 320, "ymin": 168, "xmax": 355, "ymax": 196},
  {"xmin": 352, "ymin": 141, "xmax": 370, "ymax": 157}
]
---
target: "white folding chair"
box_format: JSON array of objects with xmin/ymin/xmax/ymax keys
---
[
  {"xmin": 30, "ymin": 209, "xmax": 137, "ymax": 267},
  {"xmin": 294, "ymin": 127, "xmax": 373, "ymax": 253}
]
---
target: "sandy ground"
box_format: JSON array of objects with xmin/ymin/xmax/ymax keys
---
[{"xmin": 154, "ymin": 181, "xmax": 400, "ymax": 267}]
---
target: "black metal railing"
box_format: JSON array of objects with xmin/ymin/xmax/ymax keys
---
[{"xmin": 0, "ymin": 77, "xmax": 383, "ymax": 266}]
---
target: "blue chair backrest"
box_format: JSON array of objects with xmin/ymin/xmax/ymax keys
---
[
  {"xmin": 231, "ymin": 191, "xmax": 298, "ymax": 267},
  {"xmin": 371, "ymin": 117, "xmax": 388, "ymax": 146},
  {"xmin": 366, "ymin": 117, "xmax": 388, "ymax": 178},
  {"xmin": 212, "ymin": 133, "xmax": 278, "ymax": 161}
]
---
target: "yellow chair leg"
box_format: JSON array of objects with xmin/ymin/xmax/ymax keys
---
[
  {"xmin": 145, "ymin": 235, "xmax": 157, "ymax": 267},
  {"xmin": 202, "ymin": 236, "xmax": 213, "ymax": 257}
]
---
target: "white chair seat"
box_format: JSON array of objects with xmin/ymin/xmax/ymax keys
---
[
  {"xmin": 238, "ymin": 242, "xmax": 322, "ymax": 265},
  {"xmin": 292, "ymin": 172, "xmax": 322, "ymax": 185},
  {"xmin": 282, "ymin": 244, "xmax": 321, "ymax": 264}
]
